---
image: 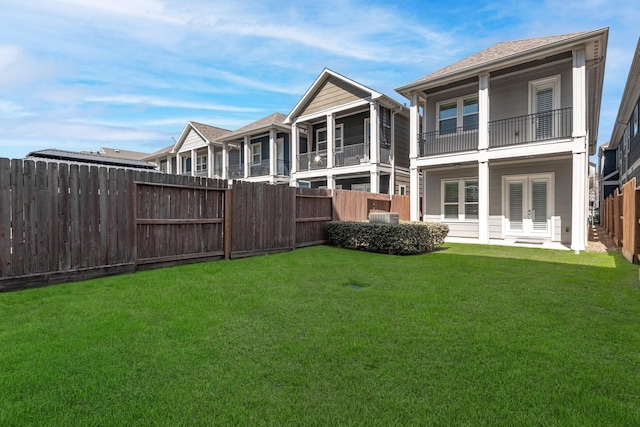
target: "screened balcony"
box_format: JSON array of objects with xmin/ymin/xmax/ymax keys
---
[
  {"xmin": 298, "ymin": 152, "xmax": 328, "ymax": 171},
  {"xmin": 228, "ymin": 163, "xmax": 244, "ymax": 179},
  {"xmin": 335, "ymin": 143, "xmax": 370, "ymax": 166}
]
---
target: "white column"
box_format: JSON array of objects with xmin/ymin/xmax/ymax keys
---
[
  {"xmin": 409, "ymin": 92, "xmax": 420, "ymax": 221},
  {"xmin": 389, "ymin": 110, "xmax": 396, "ymax": 194},
  {"xmin": 478, "ymin": 160, "xmax": 489, "ymax": 244},
  {"xmin": 572, "ymin": 47, "xmax": 587, "ymax": 138},
  {"xmin": 327, "ymin": 174, "xmax": 335, "ymax": 190},
  {"xmin": 326, "ymin": 113, "xmax": 335, "ymax": 169},
  {"xmin": 571, "ymin": 149, "xmax": 587, "ymax": 252},
  {"xmin": 421, "ymin": 172, "xmax": 427, "ymax": 219},
  {"xmin": 269, "ymin": 128, "xmax": 277, "ymax": 183},
  {"xmin": 290, "ymin": 123, "xmax": 298, "ymax": 177},
  {"xmin": 191, "ymin": 149, "xmax": 197, "ymax": 177},
  {"xmin": 370, "ymin": 170, "xmax": 379, "ymax": 193},
  {"xmin": 207, "ymin": 144, "xmax": 214, "ymax": 179},
  {"xmin": 166, "ymin": 154, "xmax": 173, "ymax": 174},
  {"xmin": 176, "ymin": 152, "xmax": 182, "ymax": 175},
  {"xmin": 222, "ymin": 143, "xmax": 229, "ymax": 180},
  {"xmin": 369, "ymin": 102, "xmax": 379, "ymax": 164},
  {"xmin": 243, "ymin": 136, "xmax": 250, "ymax": 179},
  {"xmin": 478, "ymin": 73, "xmax": 490, "ymax": 150}
]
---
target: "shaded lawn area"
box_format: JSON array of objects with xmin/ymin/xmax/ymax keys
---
[{"xmin": 1, "ymin": 244, "xmax": 640, "ymax": 426}]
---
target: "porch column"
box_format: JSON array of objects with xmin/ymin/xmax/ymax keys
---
[
  {"xmin": 166, "ymin": 154, "xmax": 172, "ymax": 174},
  {"xmin": 207, "ymin": 144, "xmax": 214, "ymax": 179},
  {"xmin": 222, "ymin": 143, "xmax": 229, "ymax": 180},
  {"xmin": 191, "ymin": 149, "xmax": 197, "ymax": 177},
  {"xmin": 243, "ymin": 136, "xmax": 250, "ymax": 179},
  {"xmin": 290, "ymin": 123, "xmax": 298, "ymax": 178},
  {"xmin": 327, "ymin": 173, "xmax": 335, "ymax": 190},
  {"xmin": 370, "ymin": 170, "xmax": 379, "ymax": 193},
  {"xmin": 369, "ymin": 102, "xmax": 379, "ymax": 164},
  {"xmin": 409, "ymin": 92, "xmax": 420, "ymax": 221},
  {"xmin": 478, "ymin": 73, "xmax": 490, "ymax": 150},
  {"xmin": 571, "ymin": 47, "xmax": 587, "ymax": 253},
  {"xmin": 422, "ymin": 172, "xmax": 427, "ymax": 219},
  {"xmin": 327, "ymin": 113, "xmax": 335, "ymax": 169},
  {"xmin": 478, "ymin": 159, "xmax": 489, "ymax": 244},
  {"xmin": 176, "ymin": 152, "xmax": 182, "ymax": 175},
  {"xmin": 269, "ymin": 128, "xmax": 277, "ymax": 183},
  {"xmin": 389, "ymin": 109, "xmax": 397, "ymax": 194}
]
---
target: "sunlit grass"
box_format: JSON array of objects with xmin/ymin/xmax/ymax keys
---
[{"xmin": 1, "ymin": 244, "xmax": 639, "ymax": 425}]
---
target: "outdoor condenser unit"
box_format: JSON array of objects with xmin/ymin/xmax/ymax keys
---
[{"xmin": 369, "ymin": 212, "xmax": 399, "ymax": 224}]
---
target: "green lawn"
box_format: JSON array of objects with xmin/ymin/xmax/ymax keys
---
[{"xmin": 1, "ymin": 244, "xmax": 639, "ymax": 426}]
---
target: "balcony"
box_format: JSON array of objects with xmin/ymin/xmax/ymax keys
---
[
  {"xmin": 250, "ymin": 159, "xmax": 271, "ymax": 177},
  {"xmin": 419, "ymin": 127, "xmax": 478, "ymax": 156},
  {"xmin": 228, "ymin": 163, "xmax": 244, "ymax": 179},
  {"xmin": 418, "ymin": 108, "xmax": 573, "ymax": 157},
  {"xmin": 335, "ymin": 143, "xmax": 370, "ymax": 167},
  {"xmin": 298, "ymin": 152, "xmax": 327, "ymax": 171},
  {"xmin": 489, "ymin": 107, "xmax": 572, "ymax": 148},
  {"xmin": 227, "ymin": 160, "xmax": 290, "ymax": 179}
]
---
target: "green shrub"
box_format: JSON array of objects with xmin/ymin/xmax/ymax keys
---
[{"xmin": 325, "ymin": 221, "xmax": 449, "ymax": 255}]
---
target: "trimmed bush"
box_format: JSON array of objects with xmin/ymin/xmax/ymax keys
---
[{"xmin": 325, "ymin": 221, "xmax": 449, "ymax": 255}]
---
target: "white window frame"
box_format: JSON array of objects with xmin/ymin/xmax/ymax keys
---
[
  {"xmin": 441, "ymin": 178, "xmax": 479, "ymax": 221},
  {"xmin": 399, "ymin": 184, "xmax": 407, "ymax": 196},
  {"xmin": 196, "ymin": 154, "xmax": 207, "ymax": 173},
  {"xmin": 316, "ymin": 124, "xmax": 344, "ymax": 153},
  {"xmin": 436, "ymin": 96, "xmax": 479, "ymax": 134},
  {"xmin": 352, "ymin": 183, "xmax": 371, "ymax": 192},
  {"xmin": 528, "ymin": 75, "xmax": 561, "ymax": 115},
  {"xmin": 251, "ymin": 142, "xmax": 261, "ymax": 165},
  {"xmin": 298, "ymin": 180, "xmax": 311, "ymax": 188}
]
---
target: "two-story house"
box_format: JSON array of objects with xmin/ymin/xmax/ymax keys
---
[
  {"xmin": 217, "ymin": 113, "xmax": 292, "ymax": 185},
  {"xmin": 144, "ymin": 121, "xmax": 239, "ymax": 179},
  {"xmin": 601, "ymin": 37, "xmax": 640, "ymax": 206},
  {"xmin": 285, "ymin": 69, "xmax": 411, "ymax": 194},
  {"xmin": 396, "ymin": 28, "xmax": 608, "ymax": 252}
]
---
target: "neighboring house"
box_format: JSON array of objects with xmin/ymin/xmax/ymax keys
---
[
  {"xmin": 396, "ymin": 28, "xmax": 608, "ymax": 252},
  {"xmin": 216, "ymin": 113, "xmax": 292, "ymax": 185},
  {"xmin": 26, "ymin": 148, "xmax": 156, "ymax": 170},
  {"xmin": 90, "ymin": 147, "xmax": 151, "ymax": 161},
  {"xmin": 598, "ymin": 140, "xmax": 619, "ymax": 205},
  {"xmin": 284, "ymin": 68, "xmax": 411, "ymax": 194},
  {"xmin": 588, "ymin": 161, "xmax": 598, "ymax": 222},
  {"xmin": 602, "ymin": 37, "xmax": 640, "ymax": 203},
  {"xmin": 144, "ymin": 121, "xmax": 239, "ymax": 179}
]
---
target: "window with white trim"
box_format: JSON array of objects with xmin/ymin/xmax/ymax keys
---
[
  {"xmin": 399, "ymin": 185, "xmax": 407, "ymax": 196},
  {"xmin": 316, "ymin": 124, "xmax": 344, "ymax": 153},
  {"xmin": 251, "ymin": 142, "xmax": 261, "ymax": 165},
  {"xmin": 529, "ymin": 75, "xmax": 561, "ymax": 140},
  {"xmin": 196, "ymin": 154, "xmax": 207, "ymax": 173},
  {"xmin": 437, "ymin": 96, "xmax": 479, "ymax": 134},
  {"xmin": 442, "ymin": 178, "xmax": 478, "ymax": 220}
]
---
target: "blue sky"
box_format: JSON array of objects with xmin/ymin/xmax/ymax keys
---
[{"xmin": 1, "ymin": 0, "xmax": 638, "ymax": 160}]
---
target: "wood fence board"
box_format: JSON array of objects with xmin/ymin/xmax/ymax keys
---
[
  {"xmin": 10, "ymin": 160, "xmax": 25, "ymax": 276},
  {"xmin": 79, "ymin": 165, "xmax": 91, "ymax": 269},
  {"xmin": 23, "ymin": 160, "xmax": 37, "ymax": 275},
  {"xmin": 69, "ymin": 164, "xmax": 81, "ymax": 269},
  {"xmin": 88, "ymin": 166, "xmax": 101, "ymax": 267},
  {"xmin": 47, "ymin": 162, "xmax": 60, "ymax": 274},
  {"xmin": 58, "ymin": 163, "xmax": 71, "ymax": 271},
  {"xmin": 0, "ymin": 159, "xmax": 11, "ymax": 276}
]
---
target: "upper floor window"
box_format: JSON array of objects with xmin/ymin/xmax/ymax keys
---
[
  {"xmin": 633, "ymin": 104, "xmax": 639, "ymax": 137},
  {"xmin": 316, "ymin": 124, "xmax": 344, "ymax": 153},
  {"xmin": 251, "ymin": 142, "xmax": 261, "ymax": 165},
  {"xmin": 196, "ymin": 155, "xmax": 207, "ymax": 173},
  {"xmin": 437, "ymin": 97, "xmax": 478, "ymax": 134}
]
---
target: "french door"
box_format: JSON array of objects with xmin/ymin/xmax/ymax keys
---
[{"xmin": 505, "ymin": 175, "xmax": 552, "ymax": 237}]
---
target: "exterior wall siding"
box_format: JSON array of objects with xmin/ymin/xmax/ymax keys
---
[
  {"xmin": 300, "ymin": 76, "xmax": 369, "ymax": 117},
  {"xmin": 394, "ymin": 113, "xmax": 410, "ymax": 168},
  {"xmin": 181, "ymin": 130, "xmax": 207, "ymax": 152}
]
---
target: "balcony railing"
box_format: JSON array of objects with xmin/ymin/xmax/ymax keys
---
[
  {"xmin": 419, "ymin": 126, "xmax": 478, "ymax": 156},
  {"xmin": 489, "ymin": 107, "xmax": 572, "ymax": 148},
  {"xmin": 250, "ymin": 159, "xmax": 271, "ymax": 177},
  {"xmin": 418, "ymin": 108, "xmax": 574, "ymax": 157},
  {"xmin": 228, "ymin": 163, "xmax": 244, "ymax": 179},
  {"xmin": 298, "ymin": 152, "xmax": 327, "ymax": 171},
  {"xmin": 335, "ymin": 143, "xmax": 370, "ymax": 167}
]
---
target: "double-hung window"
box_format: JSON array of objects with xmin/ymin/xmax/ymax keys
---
[
  {"xmin": 196, "ymin": 154, "xmax": 207, "ymax": 174},
  {"xmin": 442, "ymin": 178, "xmax": 479, "ymax": 220},
  {"xmin": 438, "ymin": 97, "xmax": 479, "ymax": 134},
  {"xmin": 251, "ymin": 142, "xmax": 261, "ymax": 165},
  {"xmin": 316, "ymin": 124, "xmax": 344, "ymax": 153}
]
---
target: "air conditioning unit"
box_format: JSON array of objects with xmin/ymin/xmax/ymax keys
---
[{"xmin": 369, "ymin": 212, "xmax": 399, "ymax": 224}]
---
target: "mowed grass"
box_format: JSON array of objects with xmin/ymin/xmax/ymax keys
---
[{"xmin": 1, "ymin": 244, "xmax": 640, "ymax": 426}]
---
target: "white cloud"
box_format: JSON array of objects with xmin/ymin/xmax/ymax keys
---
[
  {"xmin": 0, "ymin": 100, "xmax": 36, "ymax": 118},
  {"xmin": 52, "ymin": 0, "xmax": 191, "ymax": 25},
  {"xmin": 84, "ymin": 95, "xmax": 264, "ymax": 113}
]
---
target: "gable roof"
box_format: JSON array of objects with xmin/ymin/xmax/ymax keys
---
[
  {"xmin": 217, "ymin": 113, "xmax": 290, "ymax": 142},
  {"xmin": 608, "ymin": 37, "xmax": 640, "ymax": 151},
  {"xmin": 97, "ymin": 147, "xmax": 150, "ymax": 161},
  {"xmin": 285, "ymin": 68, "xmax": 384, "ymax": 123},
  {"xmin": 141, "ymin": 143, "xmax": 174, "ymax": 161},
  {"xmin": 172, "ymin": 121, "xmax": 232, "ymax": 153},
  {"xmin": 396, "ymin": 28, "xmax": 608, "ymax": 95}
]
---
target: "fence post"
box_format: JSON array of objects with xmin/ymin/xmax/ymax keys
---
[{"xmin": 224, "ymin": 188, "xmax": 231, "ymax": 260}]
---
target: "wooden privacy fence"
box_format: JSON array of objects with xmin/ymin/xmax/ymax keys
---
[
  {"xmin": 602, "ymin": 177, "xmax": 640, "ymax": 263},
  {"xmin": 2, "ymin": 157, "xmax": 410, "ymax": 290}
]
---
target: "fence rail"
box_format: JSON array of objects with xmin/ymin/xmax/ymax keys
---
[{"xmin": 1, "ymin": 157, "xmax": 410, "ymax": 291}]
